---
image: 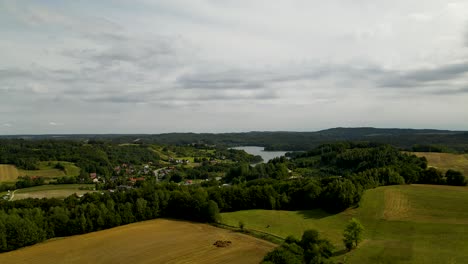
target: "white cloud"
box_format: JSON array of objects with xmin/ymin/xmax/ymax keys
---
[{"xmin": 49, "ymin": 122, "xmax": 63, "ymax": 126}]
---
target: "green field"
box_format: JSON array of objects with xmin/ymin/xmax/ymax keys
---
[
  {"xmin": 0, "ymin": 161, "xmax": 80, "ymax": 183},
  {"xmin": 410, "ymin": 152, "xmax": 468, "ymax": 177},
  {"xmin": 221, "ymin": 184, "xmax": 468, "ymax": 264},
  {"xmin": 11, "ymin": 184, "xmax": 95, "ymax": 200}
]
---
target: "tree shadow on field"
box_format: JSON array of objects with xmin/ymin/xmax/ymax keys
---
[
  {"xmin": 296, "ymin": 209, "xmax": 333, "ymax": 220},
  {"xmin": 332, "ymin": 249, "xmax": 348, "ymax": 257}
]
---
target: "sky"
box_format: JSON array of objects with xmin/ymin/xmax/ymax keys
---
[{"xmin": 1, "ymin": 0, "xmax": 468, "ymax": 134}]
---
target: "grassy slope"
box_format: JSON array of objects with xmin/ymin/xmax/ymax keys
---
[
  {"xmin": 221, "ymin": 185, "xmax": 468, "ymax": 264},
  {"xmin": 410, "ymin": 152, "xmax": 468, "ymax": 176},
  {"xmin": 0, "ymin": 219, "xmax": 276, "ymax": 264},
  {"xmin": 12, "ymin": 184, "xmax": 95, "ymax": 200}
]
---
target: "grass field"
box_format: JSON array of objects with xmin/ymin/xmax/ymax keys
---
[
  {"xmin": 221, "ymin": 184, "xmax": 468, "ymax": 264},
  {"xmin": 410, "ymin": 152, "xmax": 468, "ymax": 176},
  {"xmin": 11, "ymin": 184, "xmax": 95, "ymax": 200},
  {"xmin": 0, "ymin": 161, "xmax": 80, "ymax": 183},
  {"xmin": 0, "ymin": 219, "xmax": 276, "ymax": 264}
]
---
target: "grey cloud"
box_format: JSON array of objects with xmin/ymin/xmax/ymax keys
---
[
  {"xmin": 82, "ymin": 94, "xmax": 149, "ymax": 104},
  {"xmin": 7, "ymin": 3, "xmax": 122, "ymax": 36},
  {"xmin": 431, "ymin": 87, "xmax": 468, "ymax": 95},
  {"xmin": 178, "ymin": 70, "xmax": 267, "ymax": 90},
  {"xmin": 64, "ymin": 33, "xmax": 192, "ymax": 73},
  {"xmin": 80, "ymin": 88, "xmax": 278, "ymax": 104},
  {"xmin": 176, "ymin": 64, "xmax": 386, "ymax": 91},
  {"xmin": 0, "ymin": 68, "xmax": 36, "ymax": 80},
  {"xmin": 379, "ymin": 62, "xmax": 468, "ymax": 88}
]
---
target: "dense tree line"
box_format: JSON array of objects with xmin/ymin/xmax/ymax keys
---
[
  {"xmin": 15, "ymin": 176, "xmax": 45, "ymax": 189},
  {"xmin": 0, "ymin": 139, "xmax": 160, "ymax": 174}
]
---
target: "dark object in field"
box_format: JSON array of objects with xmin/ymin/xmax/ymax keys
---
[{"xmin": 213, "ymin": 240, "xmax": 232, "ymax": 247}]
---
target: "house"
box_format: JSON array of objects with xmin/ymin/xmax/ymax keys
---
[
  {"xmin": 129, "ymin": 177, "xmax": 145, "ymax": 184},
  {"xmin": 185, "ymin": 180, "xmax": 193, "ymax": 185}
]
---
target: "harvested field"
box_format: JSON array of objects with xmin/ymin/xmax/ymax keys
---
[
  {"xmin": 410, "ymin": 152, "xmax": 468, "ymax": 176},
  {"xmin": 0, "ymin": 219, "xmax": 276, "ymax": 264},
  {"xmin": 0, "ymin": 164, "xmax": 19, "ymax": 182},
  {"xmin": 382, "ymin": 188, "xmax": 411, "ymax": 220}
]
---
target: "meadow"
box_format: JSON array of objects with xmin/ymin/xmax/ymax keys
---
[
  {"xmin": 221, "ymin": 184, "xmax": 468, "ymax": 264},
  {"xmin": 0, "ymin": 219, "xmax": 276, "ymax": 264},
  {"xmin": 410, "ymin": 152, "xmax": 468, "ymax": 177}
]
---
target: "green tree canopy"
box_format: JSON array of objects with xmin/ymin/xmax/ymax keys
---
[{"xmin": 343, "ymin": 218, "xmax": 364, "ymax": 251}]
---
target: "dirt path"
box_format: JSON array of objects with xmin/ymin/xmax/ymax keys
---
[{"xmin": 9, "ymin": 189, "xmax": 17, "ymax": 201}]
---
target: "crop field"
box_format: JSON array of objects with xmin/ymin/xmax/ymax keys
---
[
  {"xmin": 11, "ymin": 184, "xmax": 95, "ymax": 201},
  {"xmin": 410, "ymin": 152, "xmax": 468, "ymax": 176},
  {"xmin": 221, "ymin": 184, "xmax": 468, "ymax": 264},
  {"xmin": 0, "ymin": 162, "xmax": 80, "ymax": 183},
  {"xmin": 0, "ymin": 219, "xmax": 276, "ymax": 264},
  {"xmin": 0, "ymin": 165, "xmax": 20, "ymax": 183}
]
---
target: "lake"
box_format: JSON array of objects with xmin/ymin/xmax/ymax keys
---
[{"xmin": 232, "ymin": 146, "xmax": 287, "ymax": 163}]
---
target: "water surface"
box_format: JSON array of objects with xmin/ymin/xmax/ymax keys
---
[{"xmin": 232, "ymin": 146, "xmax": 287, "ymax": 163}]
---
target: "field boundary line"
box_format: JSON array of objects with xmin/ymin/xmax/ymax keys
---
[{"xmin": 214, "ymin": 222, "xmax": 284, "ymax": 244}]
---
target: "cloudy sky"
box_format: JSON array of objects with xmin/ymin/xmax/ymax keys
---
[{"xmin": 1, "ymin": 0, "xmax": 468, "ymax": 134}]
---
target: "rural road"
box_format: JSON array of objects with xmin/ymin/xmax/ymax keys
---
[{"xmin": 9, "ymin": 190, "xmax": 17, "ymax": 201}]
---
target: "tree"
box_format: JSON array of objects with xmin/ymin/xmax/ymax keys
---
[
  {"xmin": 321, "ymin": 178, "xmax": 361, "ymax": 213},
  {"xmin": 445, "ymin": 169, "xmax": 466, "ymax": 186},
  {"xmin": 301, "ymin": 229, "xmax": 334, "ymax": 263},
  {"xmin": 419, "ymin": 167, "xmax": 443, "ymax": 184},
  {"xmin": 205, "ymin": 200, "xmax": 220, "ymax": 223},
  {"xmin": 343, "ymin": 218, "xmax": 364, "ymax": 251},
  {"xmin": 262, "ymin": 246, "xmax": 303, "ymax": 264}
]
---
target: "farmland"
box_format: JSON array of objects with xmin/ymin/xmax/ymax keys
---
[
  {"xmin": 0, "ymin": 162, "xmax": 80, "ymax": 183},
  {"xmin": 10, "ymin": 184, "xmax": 95, "ymax": 201},
  {"xmin": 0, "ymin": 165, "xmax": 20, "ymax": 183},
  {"xmin": 410, "ymin": 152, "xmax": 468, "ymax": 177},
  {"xmin": 0, "ymin": 219, "xmax": 276, "ymax": 264},
  {"xmin": 221, "ymin": 184, "xmax": 468, "ymax": 264}
]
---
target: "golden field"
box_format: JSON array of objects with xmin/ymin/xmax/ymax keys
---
[{"xmin": 0, "ymin": 219, "xmax": 276, "ymax": 264}]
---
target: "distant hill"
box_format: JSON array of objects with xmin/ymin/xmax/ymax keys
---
[{"xmin": 1, "ymin": 127, "xmax": 467, "ymax": 152}]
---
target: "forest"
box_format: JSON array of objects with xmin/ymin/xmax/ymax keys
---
[{"xmin": 2, "ymin": 127, "xmax": 468, "ymax": 152}]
